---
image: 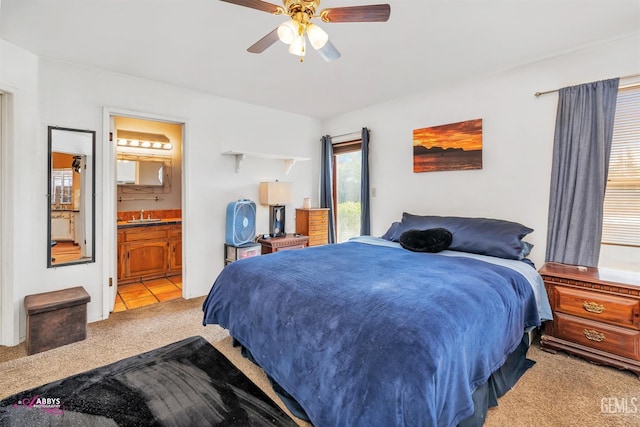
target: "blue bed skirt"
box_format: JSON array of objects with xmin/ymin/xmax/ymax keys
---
[{"xmin": 234, "ymin": 333, "xmax": 534, "ymax": 427}]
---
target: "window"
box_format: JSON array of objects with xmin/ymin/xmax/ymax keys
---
[
  {"xmin": 602, "ymin": 85, "xmax": 640, "ymax": 247},
  {"xmin": 51, "ymin": 168, "xmax": 73, "ymax": 205},
  {"xmin": 333, "ymin": 140, "xmax": 362, "ymax": 243}
]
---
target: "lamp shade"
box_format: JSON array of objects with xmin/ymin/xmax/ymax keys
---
[
  {"xmin": 259, "ymin": 182, "xmax": 293, "ymax": 205},
  {"xmin": 288, "ymin": 34, "xmax": 306, "ymax": 57},
  {"xmin": 277, "ymin": 19, "xmax": 299, "ymax": 45},
  {"xmin": 306, "ymin": 23, "xmax": 328, "ymax": 50}
]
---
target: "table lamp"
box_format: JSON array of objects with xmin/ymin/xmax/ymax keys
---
[{"xmin": 259, "ymin": 181, "xmax": 293, "ymax": 237}]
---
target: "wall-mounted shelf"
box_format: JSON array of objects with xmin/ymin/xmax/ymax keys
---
[{"xmin": 222, "ymin": 150, "xmax": 310, "ymax": 175}]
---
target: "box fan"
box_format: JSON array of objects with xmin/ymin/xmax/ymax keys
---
[{"xmin": 225, "ymin": 199, "xmax": 257, "ymax": 246}]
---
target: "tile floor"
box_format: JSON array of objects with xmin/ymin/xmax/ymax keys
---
[{"xmin": 114, "ymin": 275, "xmax": 182, "ymax": 312}]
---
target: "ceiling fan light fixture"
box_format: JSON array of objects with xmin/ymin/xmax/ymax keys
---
[
  {"xmin": 289, "ymin": 34, "xmax": 306, "ymax": 57},
  {"xmin": 277, "ymin": 19, "xmax": 299, "ymax": 44},
  {"xmin": 306, "ymin": 23, "xmax": 328, "ymax": 50}
]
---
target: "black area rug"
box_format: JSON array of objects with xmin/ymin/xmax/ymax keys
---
[{"xmin": 0, "ymin": 336, "xmax": 298, "ymax": 426}]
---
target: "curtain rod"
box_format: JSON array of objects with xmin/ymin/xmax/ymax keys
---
[
  {"xmin": 534, "ymin": 73, "xmax": 640, "ymax": 97},
  {"xmin": 332, "ymin": 131, "xmax": 360, "ymax": 139},
  {"xmin": 325, "ymin": 128, "xmax": 369, "ymax": 142}
]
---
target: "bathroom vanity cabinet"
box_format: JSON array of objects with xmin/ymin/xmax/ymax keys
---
[{"xmin": 117, "ymin": 222, "xmax": 182, "ymax": 284}]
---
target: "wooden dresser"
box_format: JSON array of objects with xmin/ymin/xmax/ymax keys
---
[
  {"xmin": 539, "ymin": 263, "xmax": 640, "ymax": 377},
  {"xmin": 295, "ymin": 208, "xmax": 329, "ymax": 246},
  {"xmin": 257, "ymin": 234, "xmax": 310, "ymax": 255}
]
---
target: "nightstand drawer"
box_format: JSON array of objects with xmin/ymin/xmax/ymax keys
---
[
  {"xmin": 274, "ymin": 243, "xmax": 306, "ymax": 251},
  {"xmin": 554, "ymin": 313, "xmax": 640, "ymax": 360},
  {"xmin": 553, "ymin": 286, "xmax": 640, "ymax": 330}
]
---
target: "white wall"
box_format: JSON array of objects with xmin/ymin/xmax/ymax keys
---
[
  {"xmin": 0, "ymin": 39, "xmax": 39, "ymax": 345},
  {"xmin": 0, "ymin": 47, "xmax": 320, "ymax": 345},
  {"xmin": 321, "ymin": 33, "xmax": 640, "ymax": 270}
]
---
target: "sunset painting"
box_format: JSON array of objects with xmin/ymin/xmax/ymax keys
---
[{"xmin": 413, "ymin": 119, "xmax": 483, "ymax": 173}]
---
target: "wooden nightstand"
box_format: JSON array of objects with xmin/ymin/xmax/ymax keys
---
[
  {"xmin": 539, "ymin": 263, "xmax": 640, "ymax": 377},
  {"xmin": 257, "ymin": 234, "xmax": 310, "ymax": 255},
  {"xmin": 296, "ymin": 208, "xmax": 329, "ymax": 246}
]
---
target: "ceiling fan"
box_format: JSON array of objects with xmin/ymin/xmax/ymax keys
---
[{"xmin": 220, "ymin": 0, "xmax": 391, "ymax": 62}]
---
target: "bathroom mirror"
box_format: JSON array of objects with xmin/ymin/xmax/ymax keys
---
[
  {"xmin": 116, "ymin": 159, "xmax": 164, "ymax": 186},
  {"xmin": 47, "ymin": 126, "xmax": 96, "ymax": 267}
]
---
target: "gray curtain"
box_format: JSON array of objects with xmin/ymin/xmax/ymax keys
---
[
  {"xmin": 545, "ymin": 78, "xmax": 619, "ymax": 266},
  {"xmin": 360, "ymin": 128, "xmax": 371, "ymax": 236},
  {"xmin": 320, "ymin": 135, "xmax": 336, "ymax": 244}
]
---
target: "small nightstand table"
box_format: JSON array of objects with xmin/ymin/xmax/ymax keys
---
[
  {"xmin": 539, "ymin": 263, "xmax": 640, "ymax": 378},
  {"xmin": 257, "ymin": 234, "xmax": 310, "ymax": 255}
]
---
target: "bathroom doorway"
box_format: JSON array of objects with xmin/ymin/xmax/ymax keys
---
[{"xmin": 105, "ymin": 111, "xmax": 185, "ymax": 314}]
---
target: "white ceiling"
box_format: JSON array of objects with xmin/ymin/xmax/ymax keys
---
[{"xmin": 0, "ymin": 0, "xmax": 638, "ymax": 119}]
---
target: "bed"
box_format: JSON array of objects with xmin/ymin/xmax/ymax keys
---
[{"xmin": 203, "ymin": 214, "xmax": 552, "ymax": 427}]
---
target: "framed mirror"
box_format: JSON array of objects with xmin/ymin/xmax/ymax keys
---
[{"xmin": 47, "ymin": 126, "xmax": 96, "ymax": 267}]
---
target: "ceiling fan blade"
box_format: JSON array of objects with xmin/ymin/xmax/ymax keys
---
[
  {"xmin": 219, "ymin": 0, "xmax": 282, "ymax": 14},
  {"xmin": 320, "ymin": 4, "xmax": 390, "ymax": 23},
  {"xmin": 247, "ymin": 28, "xmax": 280, "ymax": 53},
  {"xmin": 315, "ymin": 40, "xmax": 341, "ymax": 62}
]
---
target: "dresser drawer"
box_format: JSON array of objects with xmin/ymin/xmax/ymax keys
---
[
  {"xmin": 308, "ymin": 223, "xmax": 328, "ymax": 233},
  {"xmin": 309, "ymin": 236, "xmax": 328, "ymax": 246},
  {"xmin": 552, "ymin": 285, "xmax": 640, "ymax": 330},
  {"xmin": 308, "ymin": 214, "xmax": 328, "ymax": 223},
  {"xmin": 553, "ymin": 313, "xmax": 640, "ymax": 360}
]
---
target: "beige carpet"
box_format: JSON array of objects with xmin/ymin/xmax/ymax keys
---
[{"xmin": 1, "ymin": 297, "xmax": 639, "ymax": 426}]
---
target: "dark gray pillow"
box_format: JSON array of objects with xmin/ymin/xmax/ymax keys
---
[
  {"xmin": 381, "ymin": 221, "xmax": 401, "ymax": 240},
  {"xmin": 384, "ymin": 213, "xmax": 533, "ymax": 260},
  {"xmin": 399, "ymin": 228, "xmax": 453, "ymax": 253}
]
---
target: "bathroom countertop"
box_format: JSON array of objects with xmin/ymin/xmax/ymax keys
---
[{"xmin": 116, "ymin": 218, "xmax": 182, "ymax": 229}]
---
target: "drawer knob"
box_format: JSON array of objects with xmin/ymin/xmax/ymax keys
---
[
  {"xmin": 583, "ymin": 329, "xmax": 605, "ymax": 342},
  {"xmin": 583, "ymin": 301, "xmax": 605, "ymax": 314}
]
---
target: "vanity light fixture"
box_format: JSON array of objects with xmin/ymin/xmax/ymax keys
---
[
  {"xmin": 117, "ymin": 138, "xmax": 173, "ymax": 150},
  {"xmin": 116, "ymin": 130, "xmax": 173, "ymax": 150}
]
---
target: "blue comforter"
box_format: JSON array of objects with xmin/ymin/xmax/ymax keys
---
[{"xmin": 203, "ymin": 241, "xmax": 541, "ymax": 427}]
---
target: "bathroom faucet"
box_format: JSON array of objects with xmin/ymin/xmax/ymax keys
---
[{"xmin": 140, "ymin": 209, "xmax": 144, "ymax": 220}]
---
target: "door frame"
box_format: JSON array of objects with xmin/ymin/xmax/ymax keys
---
[
  {"xmin": 0, "ymin": 88, "xmax": 17, "ymax": 345},
  {"xmin": 101, "ymin": 107, "xmax": 188, "ymax": 318}
]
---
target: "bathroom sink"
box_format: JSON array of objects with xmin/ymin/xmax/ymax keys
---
[{"xmin": 126, "ymin": 218, "xmax": 162, "ymax": 223}]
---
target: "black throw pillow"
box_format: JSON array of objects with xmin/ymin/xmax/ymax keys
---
[{"xmin": 399, "ymin": 228, "xmax": 453, "ymax": 253}]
